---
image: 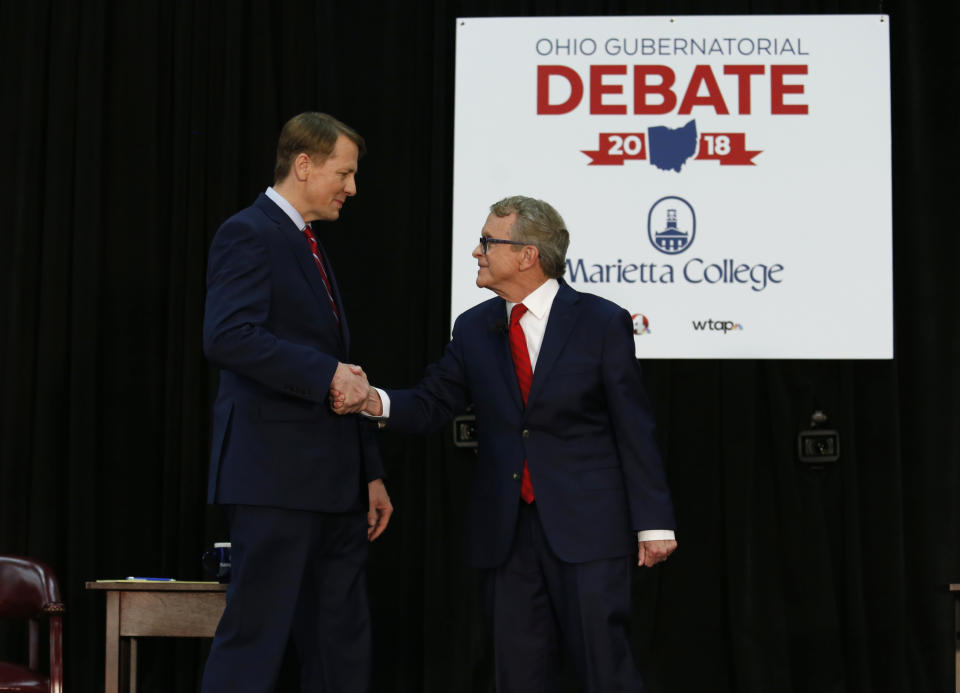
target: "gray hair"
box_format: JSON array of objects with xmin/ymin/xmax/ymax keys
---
[{"xmin": 489, "ymin": 196, "xmax": 569, "ymax": 278}]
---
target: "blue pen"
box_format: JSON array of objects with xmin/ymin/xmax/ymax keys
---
[{"xmin": 126, "ymin": 576, "xmax": 176, "ymax": 581}]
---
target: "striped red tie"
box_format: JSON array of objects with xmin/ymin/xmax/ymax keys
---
[
  {"xmin": 508, "ymin": 303, "xmax": 535, "ymax": 503},
  {"xmin": 301, "ymin": 223, "xmax": 340, "ymax": 322}
]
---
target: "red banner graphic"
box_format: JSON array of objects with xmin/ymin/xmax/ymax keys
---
[
  {"xmin": 582, "ymin": 133, "xmax": 647, "ymax": 165},
  {"xmin": 581, "ymin": 131, "xmax": 761, "ymax": 166},
  {"xmin": 695, "ymin": 133, "xmax": 762, "ymax": 165}
]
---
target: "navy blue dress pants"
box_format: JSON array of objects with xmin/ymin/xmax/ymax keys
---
[
  {"xmin": 202, "ymin": 504, "xmax": 370, "ymax": 693},
  {"xmin": 484, "ymin": 502, "xmax": 645, "ymax": 693}
]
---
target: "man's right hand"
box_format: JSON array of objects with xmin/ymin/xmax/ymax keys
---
[
  {"xmin": 361, "ymin": 386, "xmax": 383, "ymax": 416},
  {"xmin": 329, "ymin": 363, "xmax": 370, "ymax": 414},
  {"xmin": 330, "ymin": 365, "xmax": 383, "ymax": 416}
]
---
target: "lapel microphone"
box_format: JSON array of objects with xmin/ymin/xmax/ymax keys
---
[{"xmin": 490, "ymin": 320, "xmax": 508, "ymax": 334}]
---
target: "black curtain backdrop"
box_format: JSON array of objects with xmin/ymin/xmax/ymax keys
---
[{"xmin": 1, "ymin": 1, "xmax": 957, "ymax": 691}]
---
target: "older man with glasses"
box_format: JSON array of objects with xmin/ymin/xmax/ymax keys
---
[{"xmin": 334, "ymin": 195, "xmax": 677, "ymax": 693}]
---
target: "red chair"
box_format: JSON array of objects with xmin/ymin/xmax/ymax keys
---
[{"xmin": 0, "ymin": 555, "xmax": 64, "ymax": 692}]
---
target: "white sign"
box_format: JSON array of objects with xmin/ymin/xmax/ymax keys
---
[{"xmin": 452, "ymin": 15, "xmax": 892, "ymax": 358}]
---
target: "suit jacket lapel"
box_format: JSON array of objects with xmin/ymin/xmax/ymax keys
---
[
  {"xmin": 255, "ymin": 195, "xmax": 345, "ymax": 346},
  {"xmin": 488, "ymin": 299, "xmax": 524, "ymax": 412},
  {"xmin": 315, "ymin": 239, "xmax": 351, "ymax": 353},
  {"xmin": 526, "ymin": 282, "xmax": 579, "ymax": 408}
]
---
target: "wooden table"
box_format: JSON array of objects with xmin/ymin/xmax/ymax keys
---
[
  {"xmin": 86, "ymin": 580, "xmax": 227, "ymax": 693},
  {"xmin": 952, "ymin": 584, "xmax": 960, "ymax": 693}
]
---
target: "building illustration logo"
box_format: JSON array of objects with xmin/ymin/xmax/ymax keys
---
[{"xmin": 648, "ymin": 196, "xmax": 696, "ymax": 255}]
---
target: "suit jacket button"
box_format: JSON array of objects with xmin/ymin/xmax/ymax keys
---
[
  {"xmin": 512, "ymin": 472, "xmax": 521, "ymax": 481},
  {"xmin": 522, "ymin": 429, "xmax": 530, "ymax": 438}
]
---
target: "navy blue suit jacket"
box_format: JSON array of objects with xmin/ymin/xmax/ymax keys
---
[
  {"xmin": 203, "ymin": 193, "xmax": 382, "ymax": 512},
  {"xmin": 387, "ymin": 281, "xmax": 675, "ymax": 569}
]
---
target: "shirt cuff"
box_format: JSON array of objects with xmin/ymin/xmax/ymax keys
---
[
  {"xmin": 637, "ymin": 529, "xmax": 675, "ymax": 542},
  {"xmin": 360, "ymin": 387, "xmax": 391, "ymax": 419}
]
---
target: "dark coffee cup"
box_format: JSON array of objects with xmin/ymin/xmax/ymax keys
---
[{"xmin": 201, "ymin": 542, "xmax": 231, "ymax": 582}]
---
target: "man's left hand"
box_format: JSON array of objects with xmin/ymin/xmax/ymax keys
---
[
  {"xmin": 367, "ymin": 478, "xmax": 393, "ymax": 541},
  {"xmin": 638, "ymin": 539, "xmax": 677, "ymax": 567}
]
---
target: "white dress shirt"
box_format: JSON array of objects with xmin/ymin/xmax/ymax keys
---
[
  {"xmin": 265, "ymin": 186, "xmax": 307, "ymax": 231},
  {"xmin": 504, "ymin": 277, "xmax": 560, "ymax": 370}
]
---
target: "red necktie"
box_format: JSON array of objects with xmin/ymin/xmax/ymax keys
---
[
  {"xmin": 301, "ymin": 223, "xmax": 340, "ymax": 322},
  {"xmin": 508, "ymin": 303, "xmax": 535, "ymax": 503}
]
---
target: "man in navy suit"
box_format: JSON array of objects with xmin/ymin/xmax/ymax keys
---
[
  {"xmin": 201, "ymin": 112, "xmax": 392, "ymax": 693},
  {"xmin": 334, "ymin": 195, "xmax": 677, "ymax": 692}
]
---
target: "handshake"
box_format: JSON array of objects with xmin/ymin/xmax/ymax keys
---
[{"xmin": 329, "ymin": 362, "xmax": 382, "ymax": 416}]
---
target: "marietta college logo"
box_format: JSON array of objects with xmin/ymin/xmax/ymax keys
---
[{"xmin": 648, "ymin": 196, "xmax": 696, "ymax": 255}]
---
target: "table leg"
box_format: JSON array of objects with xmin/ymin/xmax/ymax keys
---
[
  {"xmin": 105, "ymin": 591, "xmax": 120, "ymax": 693},
  {"xmin": 130, "ymin": 637, "xmax": 138, "ymax": 693}
]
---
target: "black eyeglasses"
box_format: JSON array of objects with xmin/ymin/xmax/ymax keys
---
[{"xmin": 478, "ymin": 237, "xmax": 529, "ymax": 255}]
